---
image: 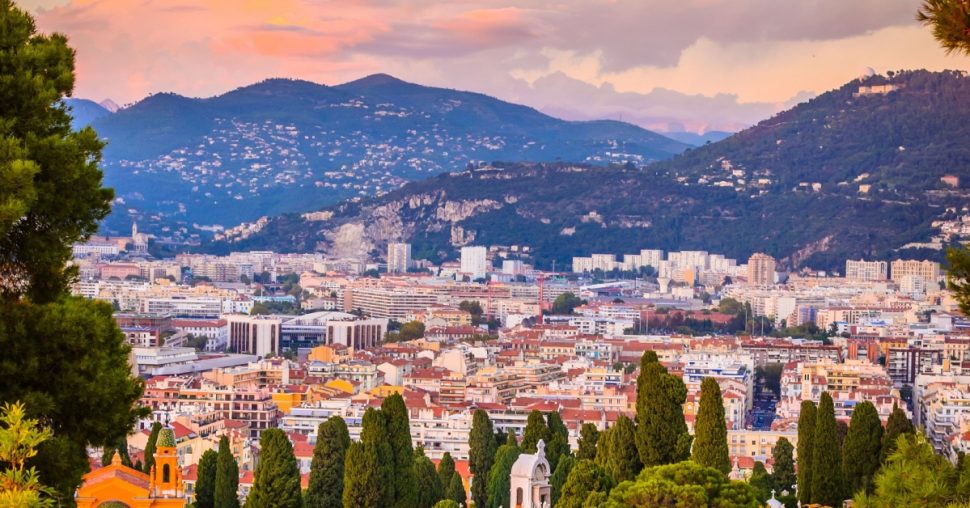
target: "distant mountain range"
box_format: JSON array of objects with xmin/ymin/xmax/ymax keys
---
[
  {"xmin": 70, "ymin": 74, "xmax": 690, "ymax": 238},
  {"xmin": 209, "ymin": 70, "xmax": 970, "ymax": 271}
]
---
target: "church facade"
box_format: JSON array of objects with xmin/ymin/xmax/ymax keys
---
[{"xmin": 76, "ymin": 428, "xmax": 186, "ymax": 508}]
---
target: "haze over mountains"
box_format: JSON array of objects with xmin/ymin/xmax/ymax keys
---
[
  {"xmin": 210, "ymin": 70, "xmax": 970, "ymax": 271},
  {"xmin": 67, "ymin": 74, "xmax": 690, "ymax": 236}
]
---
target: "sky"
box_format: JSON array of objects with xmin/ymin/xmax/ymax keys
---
[{"xmin": 22, "ymin": 0, "xmax": 970, "ymax": 133}]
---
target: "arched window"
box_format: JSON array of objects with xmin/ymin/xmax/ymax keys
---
[
  {"xmin": 516, "ymin": 487, "xmax": 524, "ymax": 506},
  {"xmin": 162, "ymin": 464, "xmax": 171, "ymax": 483}
]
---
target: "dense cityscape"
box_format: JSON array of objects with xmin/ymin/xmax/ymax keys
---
[{"xmin": 4, "ymin": 1, "xmax": 970, "ymax": 508}]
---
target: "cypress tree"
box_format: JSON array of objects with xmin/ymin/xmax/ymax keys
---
[
  {"xmin": 195, "ymin": 449, "xmax": 218, "ymax": 508},
  {"xmin": 796, "ymin": 400, "xmax": 816, "ymax": 505},
  {"xmin": 468, "ymin": 410, "xmax": 496, "ymax": 508},
  {"xmin": 446, "ymin": 473, "xmax": 466, "ymax": 506},
  {"xmin": 438, "ymin": 452, "xmax": 457, "ymax": 493},
  {"xmin": 594, "ymin": 427, "xmax": 614, "ymax": 468},
  {"xmin": 550, "ymin": 455, "xmax": 576, "ymax": 506},
  {"xmin": 546, "ymin": 411, "xmax": 570, "ymax": 474},
  {"xmin": 102, "ymin": 435, "xmax": 132, "ymax": 468},
  {"xmin": 577, "ymin": 423, "xmax": 599, "ymax": 461},
  {"xmin": 521, "ymin": 410, "xmax": 549, "ymax": 453},
  {"xmin": 414, "ymin": 449, "xmax": 443, "ymax": 508},
  {"xmin": 842, "ymin": 400, "xmax": 883, "ymax": 496},
  {"xmin": 143, "ymin": 422, "xmax": 162, "ymax": 473},
  {"xmin": 635, "ymin": 351, "xmax": 690, "ymax": 466},
  {"xmin": 306, "ymin": 417, "xmax": 350, "ymax": 508},
  {"xmin": 691, "ymin": 377, "xmax": 730, "ymax": 474},
  {"xmin": 382, "ymin": 394, "xmax": 417, "ymax": 508},
  {"xmin": 360, "ymin": 407, "xmax": 394, "ymax": 507},
  {"xmin": 215, "ymin": 436, "xmax": 240, "ymax": 508},
  {"xmin": 486, "ymin": 443, "xmax": 520, "ymax": 508},
  {"xmin": 505, "ymin": 429, "xmax": 518, "ymax": 447},
  {"xmin": 343, "ymin": 442, "xmax": 382, "ymax": 508},
  {"xmin": 748, "ymin": 461, "xmax": 773, "ymax": 504},
  {"xmin": 556, "ymin": 459, "xmax": 615, "ymax": 508},
  {"xmin": 771, "ymin": 437, "xmax": 796, "ymax": 495},
  {"xmin": 246, "ymin": 428, "xmax": 301, "ymax": 508},
  {"xmin": 811, "ymin": 392, "xmax": 845, "ymax": 507},
  {"xmin": 606, "ymin": 414, "xmax": 641, "ymax": 482},
  {"xmin": 881, "ymin": 403, "xmax": 915, "ymax": 463}
]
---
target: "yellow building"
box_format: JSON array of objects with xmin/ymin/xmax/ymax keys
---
[{"xmin": 76, "ymin": 428, "xmax": 185, "ymax": 508}]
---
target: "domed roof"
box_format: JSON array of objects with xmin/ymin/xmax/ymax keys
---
[
  {"xmin": 157, "ymin": 428, "xmax": 176, "ymax": 448},
  {"xmin": 510, "ymin": 439, "xmax": 550, "ymax": 479}
]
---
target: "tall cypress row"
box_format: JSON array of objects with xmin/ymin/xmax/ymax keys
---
[
  {"xmin": 691, "ymin": 377, "xmax": 730, "ymax": 474},
  {"xmin": 796, "ymin": 400, "xmax": 816, "ymax": 505},
  {"xmin": 468, "ymin": 409, "xmax": 497, "ymax": 508},
  {"xmin": 245, "ymin": 428, "xmax": 302, "ymax": 508},
  {"xmin": 382, "ymin": 394, "xmax": 417, "ymax": 508},
  {"xmin": 306, "ymin": 416, "xmax": 350, "ymax": 508},
  {"xmin": 214, "ymin": 436, "xmax": 240, "ymax": 508},
  {"xmin": 842, "ymin": 400, "xmax": 883, "ymax": 496},
  {"xmin": 195, "ymin": 449, "xmax": 218, "ymax": 508},
  {"xmin": 811, "ymin": 392, "xmax": 845, "ymax": 507},
  {"xmin": 635, "ymin": 351, "xmax": 690, "ymax": 466}
]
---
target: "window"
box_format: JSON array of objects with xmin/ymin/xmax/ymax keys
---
[
  {"xmin": 516, "ymin": 487, "xmax": 524, "ymax": 506},
  {"xmin": 162, "ymin": 464, "xmax": 171, "ymax": 483}
]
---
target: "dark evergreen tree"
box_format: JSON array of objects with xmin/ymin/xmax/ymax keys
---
[
  {"xmin": 486, "ymin": 443, "xmax": 520, "ymax": 508},
  {"xmin": 438, "ymin": 452, "xmax": 457, "ymax": 494},
  {"xmin": 306, "ymin": 417, "xmax": 350, "ymax": 508},
  {"xmin": 556, "ymin": 460, "xmax": 615, "ymax": 508},
  {"xmin": 446, "ymin": 473, "xmax": 466, "ymax": 506},
  {"xmin": 546, "ymin": 411, "xmax": 570, "ymax": 474},
  {"xmin": 143, "ymin": 422, "xmax": 162, "ymax": 473},
  {"xmin": 0, "ymin": 4, "xmax": 145, "ymax": 496},
  {"xmin": 594, "ymin": 427, "xmax": 613, "ymax": 468},
  {"xmin": 468, "ymin": 409, "xmax": 496, "ymax": 508},
  {"xmin": 343, "ymin": 442, "xmax": 382, "ymax": 508},
  {"xmin": 550, "ymin": 455, "xmax": 576, "ymax": 507},
  {"xmin": 811, "ymin": 392, "xmax": 845, "ymax": 507},
  {"xmin": 360, "ymin": 407, "xmax": 394, "ymax": 507},
  {"xmin": 101, "ymin": 436, "xmax": 132, "ymax": 468},
  {"xmin": 382, "ymin": 393, "xmax": 417, "ymax": 508},
  {"xmin": 521, "ymin": 410, "xmax": 549, "ymax": 453},
  {"xmin": 215, "ymin": 436, "xmax": 240, "ymax": 508},
  {"xmin": 195, "ymin": 449, "xmax": 218, "ymax": 508},
  {"xmin": 692, "ymin": 377, "xmax": 730, "ymax": 474},
  {"xmin": 881, "ymin": 403, "xmax": 915, "ymax": 463},
  {"xmin": 246, "ymin": 429, "xmax": 301, "ymax": 508},
  {"xmin": 748, "ymin": 461, "xmax": 773, "ymax": 504},
  {"xmin": 606, "ymin": 414, "xmax": 641, "ymax": 483},
  {"xmin": 576, "ymin": 423, "xmax": 599, "ymax": 461},
  {"xmin": 771, "ymin": 437, "xmax": 796, "ymax": 496},
  {"xmin": 505, "ymin": 429, "xmax": 518, "ymax": 447},
  {"xmin": 842, "ymin": 400, "xmax": 883, "ymax": 496},
  {"xmin": 796, "ymin": 400, "xmax": 817, "ymax": 505},
  {"xmin": 635, "ymin": 351, "xmax": 690, "ymax": 466},
  {"xmin": 414, "ymin": 449, "xmax": 444, "ymax": 508}
]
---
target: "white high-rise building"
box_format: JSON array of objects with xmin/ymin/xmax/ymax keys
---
[
  {"xmin": 387, "ymin": 242, "xmax": 411, "ymax": 274},
  {"xmin": 460, "ymin": 246, "xmax": 488, "ymax": 280},
  {"xmin": 845, "ymin": 259, "xmax": 888, "ymax": 281}
]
